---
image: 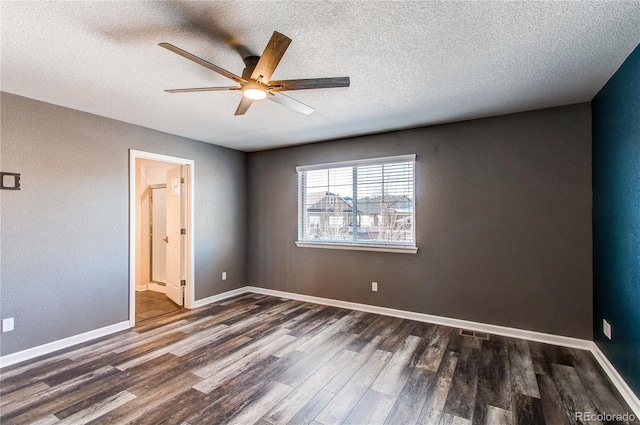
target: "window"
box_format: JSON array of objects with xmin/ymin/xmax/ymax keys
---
[{"xmin": 296, "ymin": 154, "xmax": 417, "ymax": 253}]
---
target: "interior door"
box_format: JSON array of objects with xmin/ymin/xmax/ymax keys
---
[
  {"xmin": 150, "ymin": 186, "xmax": 167, "ymax": 283},
  {"xmin": 165, "ymin": 166, "xmax": 184, "ymax": 306}
]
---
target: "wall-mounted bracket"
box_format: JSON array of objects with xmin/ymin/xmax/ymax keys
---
[{"xmin": 1, "ymin": 172, "xmax": 21, "ymax": 190}]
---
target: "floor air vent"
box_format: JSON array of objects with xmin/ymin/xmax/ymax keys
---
[{"xmin": 459, "ymin": 329, "xmax": 490, "ymax": 340}]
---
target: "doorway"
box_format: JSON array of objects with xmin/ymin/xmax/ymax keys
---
[{"xmin": 129, "ymin": 150, "xmax": 195, "ymax": 326}]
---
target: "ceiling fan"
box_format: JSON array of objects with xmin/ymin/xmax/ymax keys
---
[{"xmin": 159, "ymin": 31, "xmax": 350, "ymax": 116}]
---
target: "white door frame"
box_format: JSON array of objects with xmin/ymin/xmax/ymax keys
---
[{"xmin": 129, "ymin": 149, "xmax": 195, "ymax": 327}]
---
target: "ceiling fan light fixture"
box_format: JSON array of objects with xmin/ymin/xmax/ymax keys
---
[{"xmin": 243, "ymin": 82, "xmax": 267, "ymax": 100}]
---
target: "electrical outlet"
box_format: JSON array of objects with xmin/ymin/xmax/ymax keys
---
[
  {"xmin": 222, "ymin": 271, "xmax": 227, "ymax": 281},
  {"xmin": 372, "ymin": 281, "xmax": 378, "ymax": 292},
  {"xmin": 2, "ymin": 317, "xmax": 14, "ymax": 333},
  {"xmin": 603, "ymin": 319, "xmax": 612, "ymax": 339}
]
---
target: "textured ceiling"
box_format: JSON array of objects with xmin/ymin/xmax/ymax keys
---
[{"xmin": 1, "ymin": 1, "xmax": 639, "ymax": 152}]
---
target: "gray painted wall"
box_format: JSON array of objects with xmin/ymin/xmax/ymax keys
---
[
  {"xmin": 0, "ymin": 92, "xmax": 247, "ymax": 356},
  {"xmin": 248, "ymin": 103, "xmax": 593, "ymax": 339}
]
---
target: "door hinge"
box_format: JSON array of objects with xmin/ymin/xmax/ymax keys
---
[
  {"xmin": 180, "ymin": 177, "xmax": 185, "ymax": 184},
  {"xmin": 180, "ymin": 228, "xmax": 186, "ymax": 235},
  {"xmin": 180, "ymin": 279, "xmax": 186, "ymax": 287}
]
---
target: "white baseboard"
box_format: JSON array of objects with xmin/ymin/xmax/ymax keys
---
[
  {"xmin": 192, "ymin": 287, "xmax": 250, "ymax": 308},
  {"xmin": 148, "ymin": 283, "xmax": 166, "ymax": 294},
  {"xmin": 135, "ymin": 284, "xmax": 147, "ymax": 291},
  {"xmin": 245, "ymin": 286, "xmax": 593, "ymax": 350},
  {"xmin": 0, "ymin": 321, "xmax": 130, "ymax": 369},
  {"xmin": 590, "ymin": 343, "xmax": 640, "ymax": 417}
]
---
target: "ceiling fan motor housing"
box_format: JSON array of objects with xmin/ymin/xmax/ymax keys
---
[{"xmin": 242, "ymin": 56, "xmax": 261, "ymax": 80}]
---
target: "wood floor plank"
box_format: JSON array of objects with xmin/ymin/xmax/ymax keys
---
[
  {"xmin": 193, "ymin": 332, "xmax": 297, "ymax": 393},
  {"xmin": 114, "ymin": 323, "xmax": 228, "ymax": 370},
  {"xmin": 2, "ymin": 354, "xmax": 180, "ymax": 424},
  {"xmin": 419, "ymin": 409, "xmax": 442, "ymax": 425},
  {"xmin": 568, "ymin": 347, "xmax": 629, "ymax": 415},
  {"xmin": 83, "ymin": 373, "xmax": 201, "ymax": 424},
  {"xmin": 295, "ymin": 313, "xmax": 360, "ymax": 353},
  {"xmin": 29, "ymin": 414, "xmax": 60, "ymax": 425},
  {"xmin": 371, "ymin": 335, "xmax": 422, "ymax": 397},
  {"xmin": 285, "ymin": 306, "xmax": 344, "ymax": 338},
  {"xmin": 536, "ymin": 373, "xmax": 571, "ymax": 425},
  {"xmin": 442, "ymin": 345, "xmax": 481, "ymax": 421},
  {"xmin": 344, "ymin": 311, "xmax": 380, "ymax": 335},
  {"xmin": 416, "ymin": 325, "xmax": 454, "ymax": 372},
  {"xmin": 265, "ymin": 349, "xmax": 356, "ymax": 424},
  {"xmin": 485, "ymin": 405, "xmax": 513, "ymax": 425},
  {"xmin": 342, "ymin": 389, "xmax": 396, "ymax": 425},
  {"xmin": 0, "ymin": 295, "xmax": 634, "ymax": 425},
  {"xmin": 242, "ymin": 305, "xmax": 311, "ymax": 341},
  {"xmin": 110, "ymin": 329, "xmax": 187, "ymax": 355},
  {"xmin": 378, "ymin": 319, "xmax": 418, "ymax": 352},
  {"xmin": 472, "ymin": 335, "xmax": 512, "ymax": 425},
  {"xmin": 55, "ymin": 390, "xmax": 137, "ymax": 425},
  {"xmin": 528, "ymin": 341, "xmax": 574, "ymax": 376},
  {"xmin": 0, "ymin": 381, "xmax": 50, "ymax": 408},
  {"xmin": 416, "ymin": 351, "xmax": 459, "ymax": 425},
  {"xmin": 440, "ymin": 412, "xmax": 472, "ymax": 425},
  {"xmin": 0, "ymin": 358, "xmax": 75, "ymax": 395},
  {"xmin": 127, "ymin": 387, "xmax": 208, "ymax": 425},
  {"xmin": 0, "ymin": 329, "xmax": 136, "ymax": 379},
  {"xmin": 315, "ymin": 349, "xmax": 393, "ymax": 425},
  {"xmin": 50, "ymin": 356, "xmax": 178, "ymax": 420},
  {"xmin": 509, "ymin": 339, "xmax": 540, "ymax": 399},
  {"xmin": 226, "ymin": 380, "xmax": 293, "ymax": 425},
  {"xmin": 0, "ymin": 365, "xmax": 120, "ymax": 419},
  {"xmin": 323, "ymin": 335, "xmax": 384, "ymax": 393},
  {"xmin": 130, "ymin": 354, "xmax": 280, "ymax": 425},
  {"xmin": 345, "ymin": 315, "xmax": 404, "ymax": 352},
  {"xmin": 182, "ymin": 351, "xmax": 305, "ymax": 424},
  {"xmin": 550, "ymin": 363, "xmax": 599, "ymax": 421},
  {"xmin": 410, "ymin": 322, "xmax": 438, "ymax": 339},
  {"xmin": 384, "ymin": 368, "xmax": 435, "ymax": 425},
  {"xmin": 286, "ymin": 389, "xmax": 336, "ymax": 425},
  {"xmin": 275, "ymin": 331, "xmax": 355, "ymax": 388},
  {"xmin": 42, "ymin": 332, "xmax": 187, "ymax": 388},
  {"xmin": 192, "ymin": 328, "xmax": 290, "ymax": 380},
  {"xmin": 270, "ymin": 310, "xmax": 343, "ymax": 358},
  {"xmin": 513, "ymin": 394, "xmax": 546, "ymax": 425}
]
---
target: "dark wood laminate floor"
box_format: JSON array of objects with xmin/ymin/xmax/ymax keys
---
[
  {"xmin": 1, "ymin": 294, "xmax": 636, "ymax": 424},
  {"xmin": 135, "ymin": 290, "xmax": 181, "ymax": 323}
]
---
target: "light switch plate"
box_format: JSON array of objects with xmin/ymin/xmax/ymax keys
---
[
  {"xmin": 2, "ymin": 317, "xmax": 15, "ymax": 333},
  {"xmin": 603, "ymin": 319, "xmax": 612, "ymax": 339}
]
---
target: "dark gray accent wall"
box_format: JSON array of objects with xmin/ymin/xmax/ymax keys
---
[
  {"xmin": 248, "ymin": 104, "xmax": 593, "ymax": 339},
  {"xmin": 0, "ymin": 92, "xmax": 247, "ymax": 356}
]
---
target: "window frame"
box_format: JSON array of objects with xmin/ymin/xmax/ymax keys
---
[{"xmin": 296, "ymin": 154, "xmax": 418, "ymax": 254}]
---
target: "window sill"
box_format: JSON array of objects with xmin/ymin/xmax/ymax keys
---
[{"xmin": 295, "ymin": 241, "xmax": 418, "ymax": 254}]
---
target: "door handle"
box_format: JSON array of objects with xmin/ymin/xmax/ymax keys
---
[{"xmin": 163, "ymin": 236, "xmax": 169, "ymax": 243}]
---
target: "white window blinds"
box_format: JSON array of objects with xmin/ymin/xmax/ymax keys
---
[{"xmin": 297, "ymin": 155, "xmax": 416, "ymax": 250}]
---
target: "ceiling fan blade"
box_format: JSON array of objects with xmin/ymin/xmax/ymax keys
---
[
  {"xmin": 235, "ymin": 96, "xmax": 253, "ymax": 115},
  {"xmin": 159, "ymin": 43, "xmax": 246, "ymax": 84},
  {"xmin": 268, "ymin": 77, "xmax": 350, "ymax": 92},
  {"xmin": 250, "ymin": 31, "xmax": 291, "ymax": 83},
  {"xmin": 267, "ymin": 92, "xmax": 315, "ymax": 115},
  {"xmin": 165, "ymin": 86, "xmax": 241, "ymax": 93}
]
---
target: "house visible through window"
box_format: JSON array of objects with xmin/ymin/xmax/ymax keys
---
[{"xmin": 296, "ymin": 155, "xmax": 416, "ymax": 253}]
